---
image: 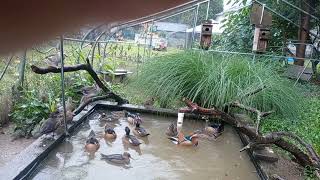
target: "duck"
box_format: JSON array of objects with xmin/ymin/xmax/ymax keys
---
[
  {"xmin": 168, "ymin": 132, "xmax": 199, "ymax": 147},
  {"xmin": 133, "ymin": 122, "xmax": 150, "ymax": 137},
  {"xmin": 99, "ymin": 113, "xmax": 119, "ymax": 122},
  {"xmin": 104, "ymin": 123, "xmax": 117, "ymax": 140},
  {"xmin": 40, "ymin": 117, "xmax": 61, "ymax": 138},
  {"xmin": 204, "ymin": 122, "xmax": 224, "ymax": 138},
  {"xmin": 123, "ymin": 126, "xmax": 141, "ymax": 146},
  {"xmin": 110, "ymin": 111, "xmax": 126, "ymax": 118},
  {"xmin": 165, "ymin": 123, "xmax": 178, "ymax": 137},
  {"xmin": 124, "ymin": 111, "xmax": 142, "ymax": 125},
  {"xmin": 101, "ymin": 152, "xmax": 132, "ymax": 165},
  {"xmin": 144, "ymin": 97, "xmax": 155, "ymax": 107},
  {"xmin": 85, "ymin": 130, "xmax": 100, "ymax": 152},
  {"xmin": 57, "ymin": 110, "xmax": 75, "ymax": 124}
]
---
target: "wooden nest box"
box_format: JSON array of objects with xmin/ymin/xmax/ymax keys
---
[
  {"xmin": 250, "ymin": 3, "xmax": 272, "ymax": 53},
  {"xmin": 252, "ymin": 27, "xmax": 270, "ymax": 53},
  {"xmin": 200, "ymin": 20, "xmax": 213, "ymax": 50}
]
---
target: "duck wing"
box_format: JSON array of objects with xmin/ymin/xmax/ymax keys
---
[
  {"xmin": 135, "ymin": 127, "xmax": 150, "ymax": 137},
  {"xmin": 101, "ymin": 154, "xmax": 128, "ymax": 164},
  {"xmin": 128, "ymin": 135, "xmax": 141, "ymax": 146},
  {"xmin": 168, "ymin": 137, "xmax": 179, "ymax": 144},
  {"xmin": 101, "ymin": 153, "xmax": 123, "ymax": 160}
]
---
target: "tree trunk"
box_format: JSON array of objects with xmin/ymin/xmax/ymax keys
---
[
  {"xmin": 18, "ymin": 50, "xmax": 27, "ymax": 87},
  {"xmin": 295, "ymin": 0, "xmax": 313, "ymax": 66}
]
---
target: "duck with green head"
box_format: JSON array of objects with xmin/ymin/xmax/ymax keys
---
[{"xmin": 123, "ymin": 126, "xmax": 141, "ymax": 146}]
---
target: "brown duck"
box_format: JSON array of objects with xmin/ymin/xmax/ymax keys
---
[
  {"xmin": 85, "ymin": 130, "xmax": 100, "ymax": 153},
  {"xmin": 104, "ymin": 123, "xmax": 117, "ymax": 140}
]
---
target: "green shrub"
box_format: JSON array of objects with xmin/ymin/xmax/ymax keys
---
[
  {"xmin": 131, "ymin": 51, "xmax": 304, "ymax": 119},
  {"xmin": 10, "ymin": 90, "xmax": 50, "ymax": 137}
]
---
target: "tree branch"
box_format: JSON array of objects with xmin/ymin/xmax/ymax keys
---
[
  {"xmin": 240, "ymin": 85, "xmax": 267, "ymax": 99},
  {"xmin": 73, "ymin": 95, "xmax": 111, "ymax": 115},
  {"xmin": 181, "ymin": 98, "xmax": 320, "ymax": 168},
  {"xmin": 31, "ymin": 58, "xmax": 128, "ymax": 104},
  {"xmin": 231, "ymin": 101, "xmax": 274, "ymax": 134}
]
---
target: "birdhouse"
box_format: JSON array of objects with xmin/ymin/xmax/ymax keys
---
[
  {"xmin": 250, "ymin": 3, "xmax": 272, "ymax": 27},
  {"xmin": 252, "ymin": 27, "xmax": 270, "ymax": 53},
  {"xmin": 200, "ymin": 20, "xmax": 213, "ymax": 50}
]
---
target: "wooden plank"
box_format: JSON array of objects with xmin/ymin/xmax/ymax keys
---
[{"xmin": 285, "ymin": 64, "xmax": 313, "ymax": 81}]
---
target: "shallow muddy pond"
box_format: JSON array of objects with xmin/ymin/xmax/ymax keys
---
[{"xmin": 32, "ymin": 110, "xmax": 258, "ymax": 180}]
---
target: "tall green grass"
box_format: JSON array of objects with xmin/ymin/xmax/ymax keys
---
[{"xmin": 131, "ymin": 51, "xmax": 304, "ymax": 119}]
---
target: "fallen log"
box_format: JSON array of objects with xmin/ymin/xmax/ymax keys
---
[
  {"xmin": 31, "ymin": 58, "xmax": 128, "ymax": 104},
  {"xmin": 181, "ymin": 98, "xmax": 320, "ymax": 169}
]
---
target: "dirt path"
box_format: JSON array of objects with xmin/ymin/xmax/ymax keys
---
[{"xmin": 0, "ymin": 124, "xmax": 35, "ymax": 167}]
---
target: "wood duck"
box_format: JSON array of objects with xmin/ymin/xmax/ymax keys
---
[
  {"xmin": 124, "ymin": 111, "xmax": 142, "ymax": 125},
  {"xmin": 40, "ymin": 117, "xmax": 61, "ymax": 138},
  {"xmin": 123, "ymin": 126, "xmax": 141, "ymax": 146},
  {"xmin": 85, "ymin": 130, "xmax": 100, "ymax": 152},
  {"xmin": 133, "ymin": 122, "xmax": 150, "ymax": 137},
  {"xmin": 101, "ymin": 152, "xmax": 131, "ymax": 165},
  {"xmin": 165, "ymin": 123, "xmax": 178, "ymax": 137},
  {"xmin": 104, "ymin": 123, "xmax": 117, "ymax": 140},
  {"xmin": 168, "ymin": 132, "xmax": 199, "ymax": 147}
]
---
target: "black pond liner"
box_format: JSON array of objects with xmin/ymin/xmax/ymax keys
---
[{"xmin": 0, "ymin": 101, "xmax": 267, "ymax": 180}]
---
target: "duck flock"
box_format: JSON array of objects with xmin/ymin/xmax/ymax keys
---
[{"xmin": 41, "ymin": 109, "xmax": 225, "ymax": 166}]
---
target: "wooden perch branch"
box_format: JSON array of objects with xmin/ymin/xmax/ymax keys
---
[
  {"xmin": 181, "ymin": 98, "xmax": 320, "ymax": 168},
  {"xmin": 31, "ymin": 58, "xmax": 128, "ymax": 104},
  {"xmin": 73, "ymin": 95, "xmax": 111, "ymax": 115},
  {"xmin": 231, "ymin": 101, "xmax": 274, "ymax": 134}
]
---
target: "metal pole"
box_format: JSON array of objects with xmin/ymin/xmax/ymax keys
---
[
  {"xmin": 59, "ymin": 35, "xmax": 68, "ymax": 136},
  {"xmin": 137, "ymin": 43, "xmax": 140, "ymax": 74},
  {"xmin": 191, "ymin": 4, "xmax": 200, "ymax": 49},
  {"xmin": 205, "ymin": 0, "xmax": 210, "ymax": 20},
  {"xmin": 149, "ymin": 20, "xmax": 154, "ymax": 58}
]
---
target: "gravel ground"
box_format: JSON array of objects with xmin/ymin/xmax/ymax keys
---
[{"xmin": 0, "ymin": 124, "xmax": 34, "ymax": 167}]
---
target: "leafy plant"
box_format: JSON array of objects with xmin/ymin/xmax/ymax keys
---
[{"xmin": 10, "ymin": 90, "xmax": 50, "ymax": 137}]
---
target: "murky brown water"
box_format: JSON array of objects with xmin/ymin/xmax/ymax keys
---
[{"xmin": 32, "ymin": 110, "xmax": 258, "ymax": 180}]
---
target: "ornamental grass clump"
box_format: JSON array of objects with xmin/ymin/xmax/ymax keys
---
[{"xmin": 132, "ymin": 51, "xmax": 303, "ymax": 119}]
